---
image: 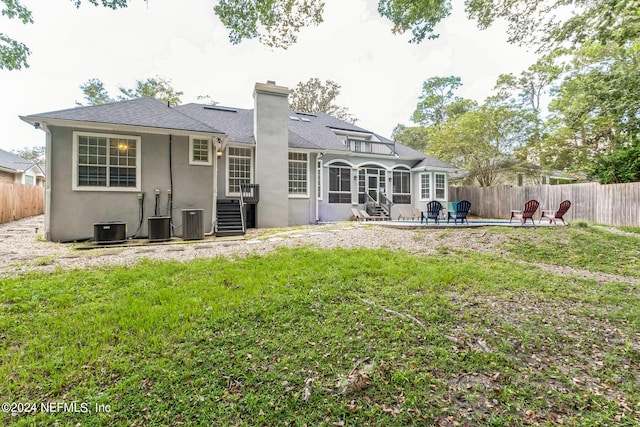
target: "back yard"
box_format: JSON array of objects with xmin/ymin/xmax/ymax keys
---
[{"xmin": 1, "ymin": 221, "xmax": 639, "ymax": 426}]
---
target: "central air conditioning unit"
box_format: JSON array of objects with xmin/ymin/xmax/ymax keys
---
[
  {"xmin": 94, "ymin": 222, "xmax": 126, "ymax": 244},
  {"xmin": 148, "ymin": 216, "xmax": 171, "ymax": 242},
  {"xmin": 182, "ymin": 209, "xmax": 204, "ymax": 240}
]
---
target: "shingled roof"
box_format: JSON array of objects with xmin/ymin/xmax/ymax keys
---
[
  {"xmin": 22, "ymin": 98, "xmax": 453, "ymax": 168},
  {"xmin": 22, "ymin": 98, "xmax": 222, "ymax": 134},
  {"xmin": 0, "ymin": 148, "xmax": 42, "ymax": 173}
]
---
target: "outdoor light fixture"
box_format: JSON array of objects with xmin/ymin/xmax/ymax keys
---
[{"xmin": 215, "ymin": 138, "xmax": 223, "ymax": 158}]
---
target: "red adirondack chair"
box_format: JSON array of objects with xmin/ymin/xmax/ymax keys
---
[
  {"xmin": 510, "ymin": 200, "xmax": 540, "ymax": 225},
  {"xmin": 539, "ymin": 200, "xmax": 571, "ymax": 225}
]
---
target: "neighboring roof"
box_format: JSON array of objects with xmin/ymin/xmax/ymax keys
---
[
  {"xmin": 22, "ymin": 98, "xmax": 223, "ymax": 134},
  {"xmin": 0, "ymin": 148, "xmax": 40, "ymax": 173},
  {"xmin": 412, "ymin": 155, "xmax": 457, "ymax": 170}
]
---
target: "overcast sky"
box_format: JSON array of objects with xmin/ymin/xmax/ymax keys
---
[{"xmin": 0, "ymin": 0, "xmax": 536, "ymax": 152}]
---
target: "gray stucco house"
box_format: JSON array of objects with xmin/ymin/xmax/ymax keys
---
[{"xmin": 21, "ymin": 81, "xmax": 454, "ymax": 242}]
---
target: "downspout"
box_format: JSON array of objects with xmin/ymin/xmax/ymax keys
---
[
  {"xmin": 168, "ymin": 135, "xmax": 174, "ymax": 230},
  {"xmin": 204, "ymin": 137, "xmax": 219, "ymax": 236},
  {"xmin": 43, "ymin": 124, "xmax": 52, "ymax": 241}
]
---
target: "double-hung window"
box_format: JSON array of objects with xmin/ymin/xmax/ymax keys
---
[
  {"xmin": 420, "ymin": 173, "xmax": 431, "ymax": 200},
  {"xmin": 190, "ymin": 137, "xmax": 211, "ymax": 165},
  {"xmin": 288, "ymin": 152, "xmax": 308, "ymax": 196},
  {"xmin": 435, "ymin": 173, "xmax": 446, "ymax": 199},
  {"xmin": 392, "ymin": 169, "xmax": 411, "ymax": 204},
  {"xmin": 73, "ymin": 132, "xmax": 141, "ymax": 191},
  {"xmin": 328, "ymin": 162, "xmax": 352, "ymax": 203}
]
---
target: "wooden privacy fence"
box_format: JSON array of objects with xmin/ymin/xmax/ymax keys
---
[
  {"xmin": 0, "ymin": 182, "xmax": 45, "ymax": 224},
  {"xmin": 449, "ymin": 182, "xmax": 640, "ymax": 227}
]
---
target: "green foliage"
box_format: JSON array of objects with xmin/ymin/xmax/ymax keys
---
[
  {"xmin": 391, "ymin": 124, "xmax": 432, "ymax": 152},
  {"xmin": 377, "ymin": 0, "xmax": 451, "ymax": 43},
  {"xmin": 1, "ymin": 0, "xmax": 128, "ymax": 70},
  {"xmin": 77, "ymin": 78, "xmax": 113, "ymax": 106},
  {"xmin": 214, "ymin": 0, "xmax": 325, "ymax": 48},
  {"xmin": 118, "ymin": 76, "xmax": 183, "ymax": 107},
  {"xmin": 0, "ymin": 0, "xmax": 33, "ymax": 70},
  {"xmin": 592, "ymin": 138, "xmax": 640, "ymax": 184},
  {"xmin": 288, "ymin": 78, "xmax": 357, "ymax": 123},
  {"xmin": 11, "ymin": 145, "xmax": 45, "ymax": 165},
  {"xmin": 411, "ymin": 75, "xmax": 463, "ymax": 127},
  {"xmin": 78, "ymin": 76, "xmax": 184, "ymax": 107}
]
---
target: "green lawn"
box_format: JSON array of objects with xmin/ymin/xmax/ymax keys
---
[{"xmin": 1, "ymin": 225, "xmax": 639, "ymax": 426}]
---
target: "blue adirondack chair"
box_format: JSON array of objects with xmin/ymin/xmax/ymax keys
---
[
  {"xmin": 447, "ymin": 200, "xmax": 471, "ymax": 225},
  {"xmin": 421, "ymin": 201, "xmax": 443, "ymax": 224}
]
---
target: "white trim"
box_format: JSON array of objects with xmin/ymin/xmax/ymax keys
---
[
  {"xmin": 355, "ymin": 161, "xmax": 390, "ymax": 171},
  {"xmin": 189, "ymin": 136, "xmax": 212, "ymax": 166},
  {"xmin": 434, "ymin": 172, "xmax": 447, "ymax": 200},
  {"xmin": 225, "ymin": 144, "xmax": 253, "ymax": 197},
  {"xmin": 21, "ymin": 117, "xmax": 225, "ymax": 140},
  {"xmin": 391, "ymin": 164, "xmax": 411, "ymax": 171},
  {"xmin": 419, "ymin": 172, "xmax": 431, "ymax": 201},
  {"xmin": 72, "ymin": 131, "xmax": 141, "ymax": 192},
  {"xmin": 288, "ymin": 151, "xmax": 310, "ymax": 198},
  {"xmin": 323, "ymin": 158, "xmax": 356, "ymax": 168},
  {"xmin": 316, "ymin": 159, "xmax": 323, "ymax": 201}
]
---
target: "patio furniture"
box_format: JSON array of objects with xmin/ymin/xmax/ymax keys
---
[
  {"xmin": 421, "ymin": 201, "xmax": 443, "ymax": 224},
  {"xmin": 351, "ymin": 208, "xmax": 363, "ymax": 222},
  {"xmin": 413, "ymin": 208, "xmax": 421, "ymax": 219},
  {"xmin": 447, "ymin": 200, "xmax": 471, "ymax": 225},
  {"xmin": 398, "ymin": 207, "xmax": 419, "ymax": 220},
  {"xmin": 539, "ymin": 200, "xmax": 571, "ymax": 225},
  {"xmin": 360, "ymin": 210, "xmax": 384, "ymax": 221},
  {"xmin": 510, "ymin": 200, "xmax": 540, "ymax": 225}
]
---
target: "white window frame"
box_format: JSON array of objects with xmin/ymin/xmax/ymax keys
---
[
  {"xmin": 435, "ymin": 172, "xmax": 446, "ymax": 200},
  {"xmin": 328, "ymin": 162, "xmax": 352, "ymax": 204},
  {"xmin": 391, "ymin": 168, "xmax": 411, "ymax": 204},
  {"xmin": 316, "ymin": 159, "xmax": 323, "ymax": 201},
  {"xmin": 225, "ymin": 145, "xmax": 253, "ymax": 197},
  {"xmin": 72, "ymin": 131, "xmax": 141, "ymax": 192},
  {"xmin": 189, "ymin": 137, "xmax": 212, "ymax": 166},
  {"xmin": 420, "ymin": 173, "xmax": 431, "ymax": 201},
  {"xmin": 288, "ymin": 151, "xmax": 309, "ymax": 198}
]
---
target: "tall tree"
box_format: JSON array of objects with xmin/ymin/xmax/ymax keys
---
[
  {"xmin": 288, "ymin": 78, "xmax": 357, "ymax": 123},
  {"xmin": 214, "ymin": 0, "xmax": 325, "ymax": 48},
  {"xmin": 11, "ymin": 145, "xmax": 45, "ymax": 165},
  {"xmin": 391, "ymin": 124, "xmax": 432, "ymax": 153},
  {"xmin": 77, "ymin": 78, "xmax": 113, "ymax": 106},
  {"xmin": 78, "ymin": 76, "xmax": 184, "ymax": 107},
  {"xmin": 411, "ymin": 76, "xmax": 463, "ymax": 128},
  {"xmin": 427, "ymin": 103, "xmax": 533, "ymax": 186},
  {"xmin": 118, "ymin": 76, "xmax": 183, "ymax": 107},
  {"xmin": 1, "ymin": 0, "xmax": 129, "ymax": 70}
]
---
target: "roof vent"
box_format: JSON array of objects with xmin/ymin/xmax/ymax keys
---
[
  {"xmin": 267, "ymin": 80, "xmax": 276, "ymax": 85},
  {"xmin": 204, "ymin": 105, "xmax": 237, "ymax": 113},
  {"xmin": 289, "ymin": 116, "xmax": 300, "ymax": 121},
  {"xmin": 300, "ymin": 117, "xmax": 311, "ymax": 122}
]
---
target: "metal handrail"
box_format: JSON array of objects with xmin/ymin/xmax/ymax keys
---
[
  {"xmin": 379, "ymin": 192, "xmax": 393, "ymax": 217},
  {"xmin": 238, "ymin": 188, "xmax": 246, "ymax": 235}
]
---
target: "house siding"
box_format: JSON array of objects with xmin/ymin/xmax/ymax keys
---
[
  {"xmin": 47, "ymin": 127, "xmax": 213, "ymax": 241},
  {"xmin": 0, "ymin": 170, "xmax": 14, "ymax": 184}
]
